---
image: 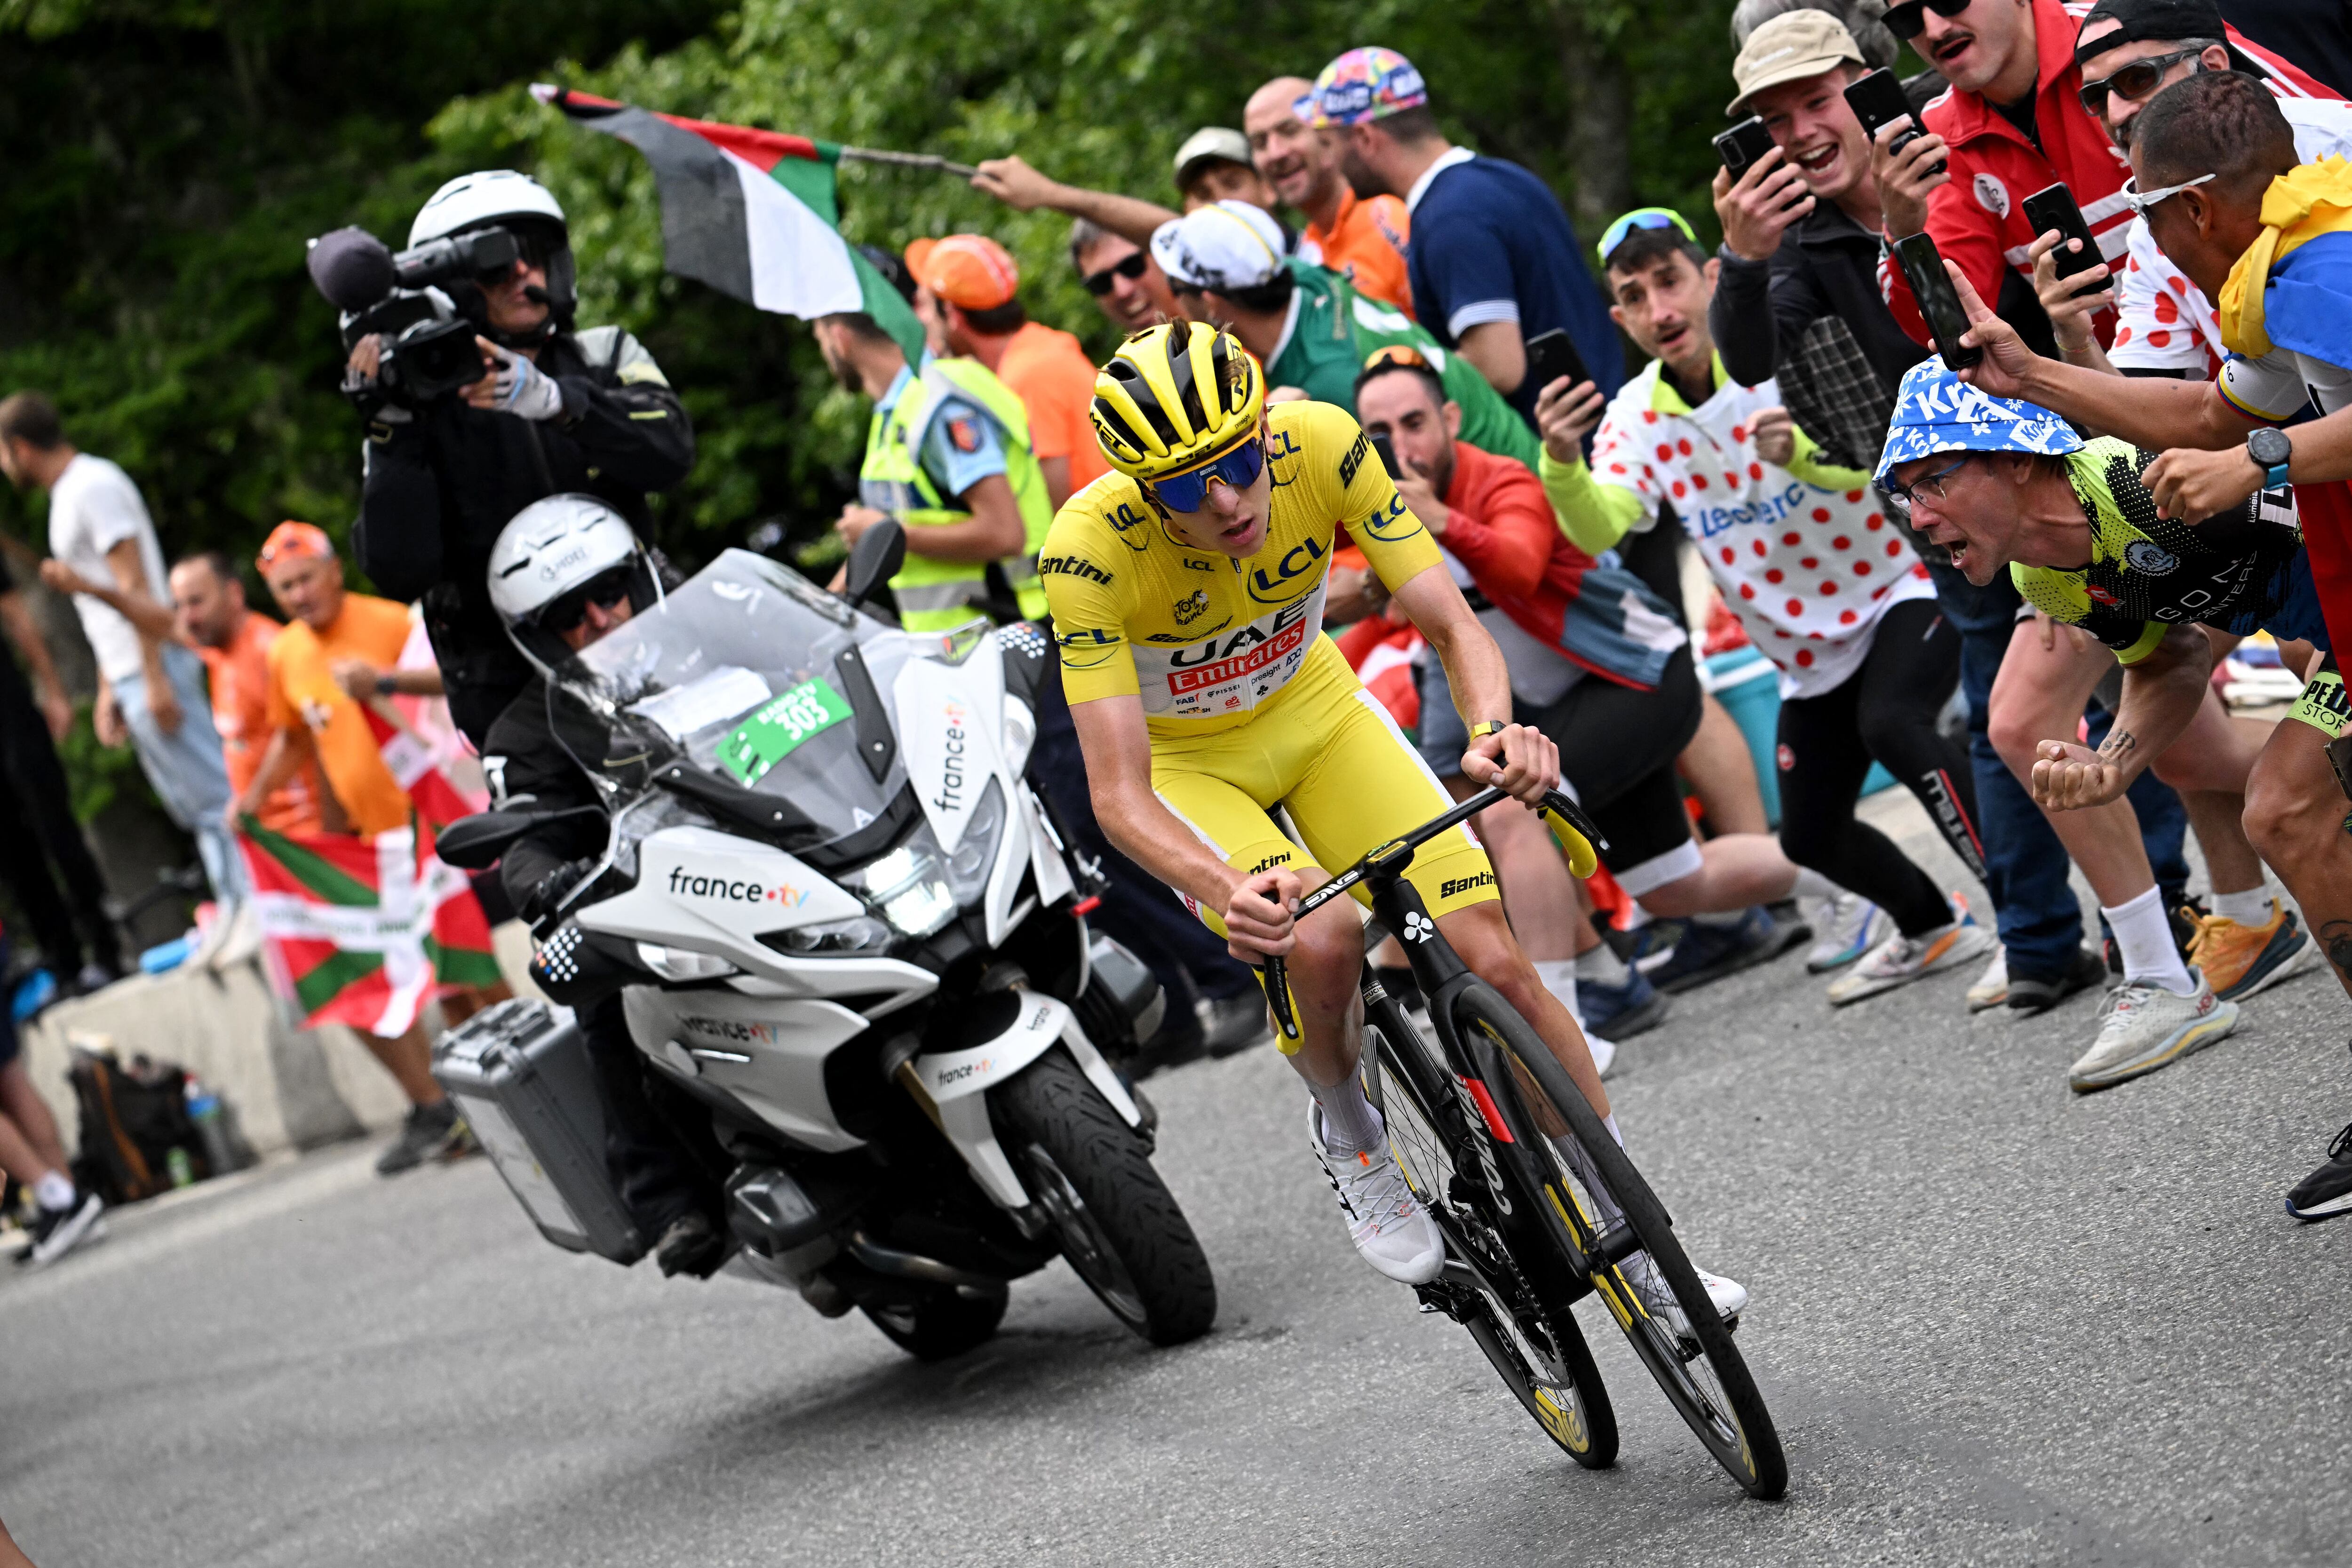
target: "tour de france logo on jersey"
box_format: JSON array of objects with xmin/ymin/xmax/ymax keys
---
[{"xmin": 2124, "ymin": 539, "xmax": 2178, "ymax": 575}]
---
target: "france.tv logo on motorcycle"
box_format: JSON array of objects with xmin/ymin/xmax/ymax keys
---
[{"xmin": 666, "ymin": 865, "xmax": 807, "ymax": 907}]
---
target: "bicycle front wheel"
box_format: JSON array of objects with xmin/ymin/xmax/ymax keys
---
[
  {"xmin": 1449, "ymin": 983, "xmax": 1787, "ymax": 1500},
  {"xmin": 1366, "ymin": 1009, "xmax": 1617, "ymax": 1470}
]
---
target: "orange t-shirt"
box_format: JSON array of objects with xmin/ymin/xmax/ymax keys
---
[
  {"xmin": 1306, "ymin": 188, "xmax": 1414, "ymax": 318},
  {"xmin": 263, "ymin": 593, "xmax": 417, "ymax": 839},
  {"xmin": 202, "ymin": 612, "xmax": 322, "ymax": 836},
  {"xmin": 994, "ymin": 321, "xmax": 1109, "ymax": 492}
]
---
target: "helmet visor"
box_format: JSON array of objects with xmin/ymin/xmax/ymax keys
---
[{"xmin": 530, "ymin": 564, "xmax": 635, "ymax": 635}]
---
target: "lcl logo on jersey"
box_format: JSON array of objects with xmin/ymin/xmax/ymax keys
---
[{"xmin": 1248, "ymin": 533, "xmax": 1327, "ymax": 604}]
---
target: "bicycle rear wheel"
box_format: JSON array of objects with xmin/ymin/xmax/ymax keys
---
[
  {"xmin": 1448, "ymin": 983, "xmax": 1787, "ymax": 1500},
  {"xmin": 1366, "ymin": 1009, "xmax": 1618, "ymax": 1470}
]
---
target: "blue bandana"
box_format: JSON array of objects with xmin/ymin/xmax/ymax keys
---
[{"xmin": 1874, "ymin": 360, "xmax": 2084, "ymax": 484}]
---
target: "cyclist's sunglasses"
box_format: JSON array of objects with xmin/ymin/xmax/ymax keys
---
[
  {"xmin": 2080, "ymin": 49, "xmax": 2206, "ymax": 116},
  {"xmin": 1082, "ymin": 252, "xmax": 1150, "ymax": 295},
  {"xmin": 532, "ymin": 565, "xmax": 634, "ymax": 634},
  {"xmin": 1596, "ymin": 207, "xmax": 1698, "ymax": 269},
  {"xmin": 1149, "ymin": 438, "xmax": 1266, "ymax": 512},
  {"xmin": 1884, "ymin": 0, "xmax": 1973, "ymax": 41}
]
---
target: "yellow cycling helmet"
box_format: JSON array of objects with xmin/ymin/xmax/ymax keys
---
[{"xmin": 1089, "ymin": 320, "xmax": 1266, "ymax": 482}]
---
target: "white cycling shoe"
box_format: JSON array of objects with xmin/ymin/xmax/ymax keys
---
[
  {"xmin": 1308, "ymin": 1104, "xmax": 1446, "ymax": 1285},
  {"xmin": 1627, "ymin": 1254, "xmax": 1749, "ymax": 1335}
]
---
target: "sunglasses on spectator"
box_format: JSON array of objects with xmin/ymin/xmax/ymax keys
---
[
  {"xmin": 1596, "ymin": 207, "xmax": 1699, "ymax": 268},
  {"xmin": 1883, "ymin": 0, "xmax": 1973, "ymax": 41},
  {"xmin": 2119, "ymin": 170, "xmax": 2216, "ymax": 215},
  {"xmin": 532, "ymin": 565, "xmax": 634, "ymax": 634},
  {"xmin": 1883, "ymin": 454, "xmax": 1973, "ymax": 516},
  {"xmin": 1081, "ymin": 252, "xmax": 1150, "ymax": 295},
  {"xmin": 2079, "ymin": 48, "xmax": 2207, "ymax": 116},
  {"xmin": 1148, "ymin": 438, "xmax": 1266, "ymax": 512}
]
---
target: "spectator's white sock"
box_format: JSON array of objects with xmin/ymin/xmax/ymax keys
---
[
  {"xmin": 1691, "ymin": 907, "xmax": 1752, "ymax": 928},
  {"xmin": 1310, "ymin": 1077, "xmax": 1383, "ymax": 1155},
  {"xmin": 1603, "ymin": 1113, "xmax": 1623, "ymax": 1148},
  {"xmin": 1534, "ymin": 959, "xmax": 1581, "ymax": 1022},
  {"xmin": 34, "ymin": 1171, "xmax": 74, "ymax": 1212},
  {"xmin": 2211, "ymin": 886, "xmax": 2275, "ymax": 928},
  {"xmin": 1576, "ymin": 943, "xmax": 1630, "ymax": 986},
  {"xmin": 2103, "ymin": 886, "xmax": 2196, "ymax": 996},
  {"xmin": 1789, "ymin": 867, "xmax": 1840, "ymax": 903}
]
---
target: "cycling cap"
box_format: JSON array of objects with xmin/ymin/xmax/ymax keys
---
[
  {"xmin": 1295, "ymin": 47, "xmax": 1428, "ymax": 128},
  {"xmin": 1150, "ymin": 201, "xmax": 1288, "ymax": 293},
  {"xmin": 904, "ymin": 234, "xmax": 1020, "ymax": 310},
  {"xmin": 1090, "ymin": 321, "xmax": 1266, "ymax": 482},
  {"xmin": 1875, "ymin": 360, "xmax": 2085, "ymax": 483},
  {"xmin": 257, "ymin": 520, "xmax": 334, "ymax": 569}
]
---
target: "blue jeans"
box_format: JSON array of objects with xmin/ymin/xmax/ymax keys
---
[{"xmin": 114, "ymin": 642, "xmax": 241, "ymax": 906}]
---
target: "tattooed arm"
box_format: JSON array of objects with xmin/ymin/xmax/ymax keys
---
[{"xmin": 2029, "ymin": 626, "xmax": 2215, "ymax": 812}]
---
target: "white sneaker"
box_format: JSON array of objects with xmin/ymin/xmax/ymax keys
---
[
  {"xmin": 1307, "ymin": 1103, "xmax": 1446, "ymax": 1284},
  {"xmin": 1825, "ymin": 894, "xmax": 1997, "ymax": 1007},
  {"xmin": 1627, "ymin": 1253, "xmax": 1749, "ymax": 1335},
  {"xmin": 1585, "ymin": 1029, "xmax": 1618, "ymax": 1080},
  {"xmin": 1966, "ymin": 944, "xmax": 2009, "ymax": 1012},
  {"xmin": 1806, "ymin": 892, "xmax": 1891, "ymax": 973},
  {"xmin": 2067, "ymin": 969, "xmax": 2240, "ymax": 1092}
]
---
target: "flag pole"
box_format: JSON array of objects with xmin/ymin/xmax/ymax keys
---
[{"xmin": 838, "ymin": 146, "xmax": 980, "ymax": 178}]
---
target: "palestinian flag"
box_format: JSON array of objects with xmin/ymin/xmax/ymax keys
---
[
  {"xmin": 239, "ymin": 820, "xmax": 501, "ymax": 1038},
  {"xmin": 357, "ymin": 700, "xmax": 485, "ymax": 831},
  {"xmin": 536, "ymin": 85, "xmax": 926, "ymax": 362}
]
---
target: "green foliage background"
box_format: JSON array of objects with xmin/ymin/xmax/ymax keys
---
[{"xmin": 0, "ymin": 0, "xmax": 1742, "ymax": 579}]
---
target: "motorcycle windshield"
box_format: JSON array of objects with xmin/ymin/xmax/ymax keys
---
[{"xmin": 551, "ymin": 549, "xmax": 908, "ymax": 844}]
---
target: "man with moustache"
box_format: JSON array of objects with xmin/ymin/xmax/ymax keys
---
[{"xmin": 1242, "ymin": 75, "xmax": 1414, "ymax": 315}]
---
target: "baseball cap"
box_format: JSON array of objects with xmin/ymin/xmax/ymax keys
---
[
  {"xmin": 1173, "ymin": 127, "xmax": 1255, "ymax": 191},
  {"xmin": 1726, "ymin": 10, "xmax": 1869, "ymax": 116},
  {"xmin": 257, "ymin": 520, "xmax": 335, "ymax": 568},
  {"xmin": 1150, "ymin": 200, "xmax": 1288, "ymax": 293},
  {"xmin": 1874, "ymin": 360, "xmax": 2085, "ymax": 484},
  {"xmin": 2077, "ymin": 0, "xmax": 2229, "ymax": 65},
  {"xmin": 903, "ymin": 234, "xmax": 1020, "ymax": 311},
  {"xmin": 1295, "ymin": 47, "xmax": 1429, "ymax": 128}
]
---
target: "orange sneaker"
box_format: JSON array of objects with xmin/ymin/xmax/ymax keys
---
[{"xmin": 2186, "ymin": 900, "xmax": 2317, "ymax": 1002}]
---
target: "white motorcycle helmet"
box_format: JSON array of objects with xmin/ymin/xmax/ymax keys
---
[
  {"xmin": 411, "ymin": 170, "xmax": 576, "ymax": 342},
  {"xmin": 489, "ymin": 494, "xmax": 663, "ymax": 680}
]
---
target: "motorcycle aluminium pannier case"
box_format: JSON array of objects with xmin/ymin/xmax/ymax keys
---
[{"xmin": 430, "ymin": 998, "xmax": 645, "ymax": 1265}]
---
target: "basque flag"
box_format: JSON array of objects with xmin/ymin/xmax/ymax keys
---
[{"xmin": 536, "ymin": 86, "xmax": 926, "ymax": 362}]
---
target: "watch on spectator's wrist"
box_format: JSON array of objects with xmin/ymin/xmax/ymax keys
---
[
  {"xmin": 2248, "ymin": 426, "xmax": 2294, "ymax": 489},
  {"xmin": 374, "ymin": 672, "xmax": 400, "ymax": 697}
]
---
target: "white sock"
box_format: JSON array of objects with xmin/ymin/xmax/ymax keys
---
[
  {"xmin": 2211, "ymin": 886, "xmax": 2274, "ymax": 927},
  {"xmin": 34, "ymin": 1171, "xmax": 74, "ymax": 1212},
  {"xmin": 1691, "ymin": 906, "xmax": 1752, "ymax": 929},
  {"xmin": 1789, "ymin": 867, "xmax": 1840, "ymax": 904},
  {"xmin": 1534, "ymin": 959, "xmax": 1581, "ymax": 1023},
  {"xmin": 1575, "ymin": 943, "xmax": 1630, "ymax": 986},
  {"xmin": 2102, "ymin": 885, "xmax": 2196, "ymax": 995},
  {"xmin": 1310, "ymin": 1077, "xmax": 1383, "ymax": 1154},
  {"xmin": 1603, "ymin": 1112, "xmax": 1623, "ymax": 1148}
]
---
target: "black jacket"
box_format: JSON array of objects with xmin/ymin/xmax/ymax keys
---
[
  {"xmin": 355, "ymin": 325, "xmax": 692, "ymax": 748},
  {"xmin": 1710, "ymin": 202, "xmax": 1929, "ymax": 396},
  {"xmin": 480, "ymin": 674, "xmax": 617, "ymax": 915}
]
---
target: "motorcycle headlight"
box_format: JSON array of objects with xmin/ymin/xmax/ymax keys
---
[
  {"xmin": 763, "ymin": 915, "xmax": 896, "ymax": 955},
  {"xmin": 846, "ymin": 836, "xmax": 958, "ymax": 938},
  {"xmin": 941, "ymin": 778, "xmax": 1007, "ymax": 903}
]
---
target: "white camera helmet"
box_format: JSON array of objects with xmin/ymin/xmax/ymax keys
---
[
  {"xmin": 489, "ymin": 494, "xmax": 662, "ymax": 680},
  {"xmin": 411, "ymin": 170, "xmax": 575, "ymax": 341}
]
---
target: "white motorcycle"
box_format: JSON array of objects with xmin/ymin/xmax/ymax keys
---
[{"xmin": 435, "ymin": 525, "xmax": 1216, "ymax": 1357}]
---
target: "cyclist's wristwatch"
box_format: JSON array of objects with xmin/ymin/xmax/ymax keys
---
[
  {"xmin": 1468, "ymin": 721, "xmax": 1508, "ymax": 741},
  {"xmin": 2249, "ymin": 426, "xmax": 2294, "ymax": 489}
]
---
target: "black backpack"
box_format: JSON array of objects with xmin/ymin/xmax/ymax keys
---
[{"xmin": 68, "ymin": 1049, "xmax": 207, "ymax": 1204}]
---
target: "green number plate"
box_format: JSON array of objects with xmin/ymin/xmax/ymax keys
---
[{"xmin": 717, "ymin": 678, "xmax": 853, "ymax": 786}]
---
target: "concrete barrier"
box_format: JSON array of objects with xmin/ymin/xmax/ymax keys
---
[{"xmin": 18, "ymin": 922, "xmax": 544, "ymax": 1161}]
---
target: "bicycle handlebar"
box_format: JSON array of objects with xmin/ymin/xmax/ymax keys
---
[{"xmin": 1253, "ymin": 785, "xmax": 1605, "ymax": 1045}]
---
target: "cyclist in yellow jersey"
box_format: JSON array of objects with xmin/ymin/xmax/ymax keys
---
[{"xmin": 1045, "ymin": 322, "xmax": 1749, "ymax": 1316}]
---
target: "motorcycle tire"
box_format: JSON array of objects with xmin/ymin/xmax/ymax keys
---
[
  {"xmin": 990, "ymin": 1047, "xmax": 1217, "ymax": 1346},
  {"xmin": 862, "ymin": 1284, "xmax": 1009, "ymax": 1361}
]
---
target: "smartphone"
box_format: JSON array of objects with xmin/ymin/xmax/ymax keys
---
[
  {"xmin": 2020, "ymin": 182, "xmax": 2108, "ymax": 294},
  {"xmin": 1523, "ymin": 328, "xmax": 1589, "ymax": 395},
  {"xmin": 1891, "ymin": 232, "xmax": 1981, "ymax": 372},
  {"xmin": 1368, "ymin": 429, "xmax": 1403, "ymax": 480},
  {"xmin": 1843, "ymin": 67, "xmax": 1947, "ymax": 177},
  {"xmin": 1715, "ymin": 115, "xmax": 1778, "ymax": 178}
]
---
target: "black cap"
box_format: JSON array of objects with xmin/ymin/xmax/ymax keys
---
[
  {"xmin": 2077, "ymin": 0, "xmax": 2229, "ymax": 66},
  {"xmin": 306, "ymin": 226, "xmax": 397, "ymax": 312}
]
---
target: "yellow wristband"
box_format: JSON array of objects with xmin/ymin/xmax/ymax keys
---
[{"xmin": 1468, "ymin": 721, "xmax": 1507, "ymax": 740}]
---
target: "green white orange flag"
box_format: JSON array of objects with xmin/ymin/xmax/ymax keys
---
[
  {"xmin": 239, "ymin": 820, "xmax": 501, "ymax": 1037},
  {"xmin": 535, "ymin": 85, "xmax": 927, "ymax": 362}
]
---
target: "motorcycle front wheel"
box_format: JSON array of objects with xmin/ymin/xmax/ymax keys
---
[{"xmin": 990, "ymin": 1047, "xmax": 1217, "ymax": 1346}]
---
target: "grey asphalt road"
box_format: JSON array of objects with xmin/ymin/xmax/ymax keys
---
[{"xmin": 6, "ymin": 800, "xmax": 2351, "ymax": 1568}]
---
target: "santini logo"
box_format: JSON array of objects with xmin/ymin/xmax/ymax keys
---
[
  {"xmin": 667, "ymin": 866, "xmax": 807, "ymax": 906},
  {"xmin": 1039, "ymin": 554, "xmax": 1112, "ymax": 584}
]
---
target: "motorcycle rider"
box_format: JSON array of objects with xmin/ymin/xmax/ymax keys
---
[
  {"xmin": 479, "ymin": 494, "xmax": 727, "ymax": 1278},
  {"xmin": 349, "ymin": 171, "xmax": 694, "ymax": 748}
]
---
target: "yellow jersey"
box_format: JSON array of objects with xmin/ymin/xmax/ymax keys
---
[{"xmin": 1041, "ymin": 400, "xmax": 1442, "ymax": 736}]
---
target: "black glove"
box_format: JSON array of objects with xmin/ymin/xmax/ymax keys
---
[{"xmin": 521, "ymin": 857, "xmax": 598, "ymax": 928}]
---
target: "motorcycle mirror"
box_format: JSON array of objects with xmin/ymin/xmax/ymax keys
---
[
  {"xmin": 435, "ymin": 810, "xmax": 542, "ymax": 870},
  {"xmin": 841, "ymin": 519, "xmax": 906, "ymax": 613}
]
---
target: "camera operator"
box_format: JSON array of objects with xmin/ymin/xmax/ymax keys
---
[{"xmin": 344, "ymin": 171, "xmax": 693, "ymax": 748}]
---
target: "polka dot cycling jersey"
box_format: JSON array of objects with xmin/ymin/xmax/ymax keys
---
[{"xmin": 1585, "ymin": 358, "xmax": 1933, "ymax": 697}]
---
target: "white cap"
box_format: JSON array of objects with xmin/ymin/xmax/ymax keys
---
[
  {"xmin": 410, "ymin": 170, "xmax": 566, "ymax": 248},
  {"xmin": 1150, "ymin": 200, "xmax": 1288, "ymax": 293}
]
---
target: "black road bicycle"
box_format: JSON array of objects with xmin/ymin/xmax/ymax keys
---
[{"xmin": 1257, "ymin": 786, "xmax": 1787, "ymax": 1499}]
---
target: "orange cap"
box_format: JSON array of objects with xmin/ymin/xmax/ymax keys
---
[
  {"xmin": 904, "ymin": 234, "xmax": 1021, "ymax": 311},
  {"xmin": 256, "ymin": 520, "xmax": 334, "ymax": 569}
]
